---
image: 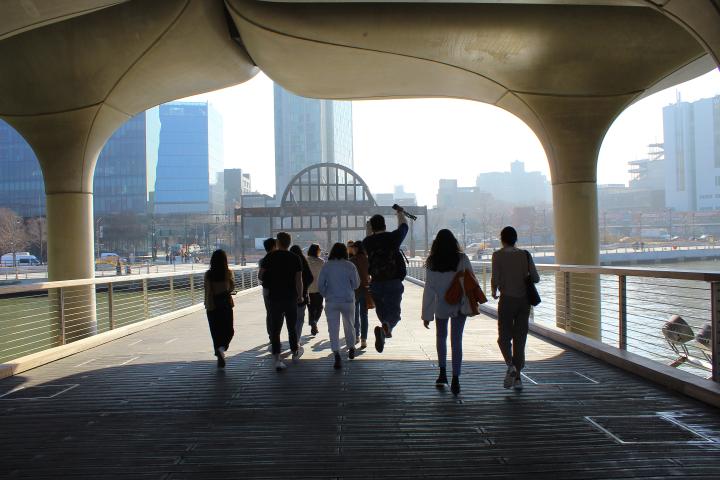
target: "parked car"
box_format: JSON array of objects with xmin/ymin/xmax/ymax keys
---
[{"xmin": 0, "ymin": 252, "xmax": 41, "ymax": 266}]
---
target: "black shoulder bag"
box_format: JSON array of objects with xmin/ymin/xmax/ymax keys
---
[{"xmin": 524, "ymin": 250, "xmax": 541, "ymax": 307}]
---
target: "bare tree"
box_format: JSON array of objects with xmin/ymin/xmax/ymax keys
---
[
  {"xmin": 0, "ymin": 208, "xmax": 28, "ymax": 257},
  {"xmin": 25, "ymin": 216, "xmax": 47, "ymax": 262}
]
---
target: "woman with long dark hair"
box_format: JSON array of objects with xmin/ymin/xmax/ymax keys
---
[
  {"xmin": 318, "ymin": 242, "xmax": 360, "ymax": 369},
  {"xmin": 290, "ymin": 245, "xmax": 314, "ymax": 340},
  {"xmin": 306, "ymin": 243, "xmax": 324, "ymax": 336},
  {"xmin": 204, "ymin": 249, "xmax": 235, "ymax": 368},
  {"xmin": 350, "ymin": 240, "xmax": 370, "ymax": 349},
  {"xmin": 421, "ymin": 229, "xmax": 472, "ymax": 395}
]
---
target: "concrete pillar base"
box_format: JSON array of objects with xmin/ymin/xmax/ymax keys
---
[
  {"xmin": 47, "ymin": 192, "xmax": 97, "ymax": 339},
  {"xmin": 552, "ymin": 182, "xmax": 601, "ymax": 340}
]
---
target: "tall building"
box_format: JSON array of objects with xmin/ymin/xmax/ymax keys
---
[
  {"xmin": 374, "ymin": 185, "xmax": 418, "ymax": 207},
  {"xmin": 664, "ymin": 95, "xmax": 720, "ymax": 211},
  {"xmin": 475, "ymin": 161, "xmax": 551, "ymax": 206},
  {"xmin": 94, "ymin": 108, "xmax": 160, "ymax": 215},
  {"xmin": 273, "ymin": 84, "xmax": 353, "ymax": 197},
  {"xmin": 154, "ymin": 101, "xmax": 225, "ymax": 214},
  {"xmin": 224, "ymin": 168, "xmax": 252, "ymax": 215},
  {"xmin": 0, "ymin": 109, "xmax": 160, "ymax": 218},
  {"xmin": 437, "ymin": 179, "xmax": 486, "ymax": 209},
  {"xmin": 0, "ymin": 122, "xmax": 45, "ymax": 217}
]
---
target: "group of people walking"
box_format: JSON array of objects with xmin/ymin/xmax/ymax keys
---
[{"xmin": 203, "ymin": 208, "xmax": 539, "ymax": 396}]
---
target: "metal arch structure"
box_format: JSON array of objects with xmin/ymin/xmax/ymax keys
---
[
  {"xmin": 280, "ymin": 163, "xmax": 377, "ymax": 208},
  {"xmin": 234, "ymin": 163, "xmax": 428, "ymax": 263}
]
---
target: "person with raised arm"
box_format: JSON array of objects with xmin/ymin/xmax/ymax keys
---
[{"xmin": 362, "ymin": 208, "xmax": 408, "ymax": 353}]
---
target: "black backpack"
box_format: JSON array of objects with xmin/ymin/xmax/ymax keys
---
[{"xmin": 369, "ymin": 246, "xmax": 402, "ymax": 281}]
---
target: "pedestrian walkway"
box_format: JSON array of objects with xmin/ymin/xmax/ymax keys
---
[{"xmin": 1, "ymin": 283, "xmax": 719, "ymax": 479}]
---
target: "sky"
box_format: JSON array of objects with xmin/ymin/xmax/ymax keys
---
[{"xmin": 183, "ymin": 69, "xmax": 720, "ymax": 207}]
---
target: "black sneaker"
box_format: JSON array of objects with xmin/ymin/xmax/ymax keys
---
[
  {"xmin": 216, "ymin": 355, "xmax": 225, "ymax": 369},
  {"xmin": 451, "ymin": 376, "xmax": 460, "ymax": 396},
  {"xmin": 333, "ymin": 352, "xmax": 342, "ymax": 370},
  {"xmin": 435, "ymin": 369, "xmax": 448, "ymax": 388},
  {"xmin": 374, "ymin": 326, "xmax": 385, "ymax": 353},
  {"xmin": 311, "ymin": 324, "xmax": 319, "ymax": 336},
  {"xmin": 348, "ymin": 347, "xmax": 356, "ymax": 360}
]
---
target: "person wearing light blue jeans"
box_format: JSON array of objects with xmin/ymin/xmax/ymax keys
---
[{"xmin": 422, "ymin": 229, "xmax": 473, "ymax": 396}]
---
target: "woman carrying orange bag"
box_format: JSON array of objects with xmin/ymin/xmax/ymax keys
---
[{"xmin": 421, "ymin": 229, "xmax": 472, "ymax": 396}]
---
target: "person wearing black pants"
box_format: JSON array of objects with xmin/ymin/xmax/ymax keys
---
[
  {"xmin": 258, "ymin": 237, "xmax": 277, "ymax": 337},
  {"xmin": 491, "ymin": 226, "xmax": 539, "ymax": 390},
  {"xmin": 204, "ymin": 249, "xmax": 235, "ymax": 369},
  {"xmin": 306, "ymin": 244, "xmax": 325, "ymax": 336},
  {"xmin": 262, "ymin": 232, "xmax": 304, "ymax": 371}
]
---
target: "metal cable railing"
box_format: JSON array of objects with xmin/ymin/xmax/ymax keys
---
[
  {"xmin": 407, "ymin": 259, "xmax": 720, "ymax": 382},
  {"xmin": 0, "ymin": 266, "xmax": 259, "ymax": 364}
]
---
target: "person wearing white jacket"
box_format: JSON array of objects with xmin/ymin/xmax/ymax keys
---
[
  {"xmin": 318, "ymin": 242, "xmax": 360, "ymax": 369},
  {"xmin": 421, "ymin": 229, "xmax": 472, "ymax": 396}
]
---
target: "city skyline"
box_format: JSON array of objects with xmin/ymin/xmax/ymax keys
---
[{"xmin": 182, "ymin": 70, "xmax": 720, "ymax": 207}]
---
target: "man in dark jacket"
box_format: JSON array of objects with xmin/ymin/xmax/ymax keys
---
[{"xmin": 362, "ymin": 209, "xmax": 408, "ymax": 353}]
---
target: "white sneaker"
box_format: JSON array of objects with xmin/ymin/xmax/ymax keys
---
[
  {"xmin": 292, "ymin": 346, "xmax": 304, "ymax": 362},
  {"xmin": 275, "ymin": 360, "xmax": 287, "ymax": 371},
  {"xmin": 217, "ymin": 347, "xmax": 226, "ymax": 359},
  {"xmin": 503, "ymin": 366, "xmax": 516, "ymax": 389},
  {"xmin": 513, "ymin": 376, "xmax": 524, "ymax": 391}
]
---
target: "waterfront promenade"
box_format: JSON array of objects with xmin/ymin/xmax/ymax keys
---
[{"xmin": 1, "ymin": 284, "xmax": 719, "ymax": 479}]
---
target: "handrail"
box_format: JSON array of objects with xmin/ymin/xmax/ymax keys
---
[
  {"xmin": 0, "ymin": 266, "xmax": 262, "ymax": 365},
  {"xmin": 406, "ymin": 258, "xmax": 720, "ymax": 385},
  {"xmin": 471, "ymin": 261, "xmax": 720, "ymax": 282},
  {"xmin": 0, "ymin": 265, "xmax": 256, "ymax": 295}
]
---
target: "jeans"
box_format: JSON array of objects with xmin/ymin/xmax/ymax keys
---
[
  {"xmin": 296, "ymin": 303, "xmax": 306, "ymax": 340},
  {"xmin": 354, "ymin": 288, "xmax": 369, "ymax": 339},
  {"xmin": 308, "ymin": 292, "xmax": 324, "ymax": 326},
  {"xmin": 436, "ymin": 315, "xmax": 466, "ymax": 377},
  {"xmin": 268, "ymin": 295, "xmax": 299, "ymax": 355},
  {"xmin": 325, "ymin": 302, "xmax": 356, "ymax": 353},
  {"xmin": 497, "ymin": 295, "xmax": 530, "ymax": 372},
  {"xmin": 370, "ymin": 279, "xmax": 404, "ymax": 331}
]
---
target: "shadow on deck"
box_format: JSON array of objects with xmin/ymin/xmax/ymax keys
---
[{"xmin": 1, "ymin": 283, "xmax": 719, "ymax": 479}]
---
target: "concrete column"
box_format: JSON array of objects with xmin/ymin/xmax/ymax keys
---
[
  {"xmin": 552, "ymin": 182, "xmax": 601, "ymax": 340},
  {"xmin": 46, "ymin": 192, "xmax": 98, "ymax": 338},
  {"xmin": 46, "ymin": 193, "xmax": 95, "ymax": 281},
  {"xmin": 553, "ymin": 182, "xmax": 600, "ymax": 267}
]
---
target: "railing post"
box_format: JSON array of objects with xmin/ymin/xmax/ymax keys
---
[
  {"xmin": 142, "ymin": 278, "xmax": 148, "ymax": 319},
  {"xmin": 59, "ymin": 287, "xmax": 66, "ymax": 345},
  {"xmin": 190, "ymin": 274, "xmax": 196, "ymax": 304},
  {"xmin": 711, "ymin": 281, "xmax": 720, "ymax": 382},
  {"xmin": 108, "ymin": 283, "xmax": 114, "ymax": 330},
  {"xmin": 618, "ymin": 275, "xmax": 627, "ymax": 350},
  {"xmin": 170, "ymin": 276, "xmax": 175, "ymax": 310},
  {"xmin": 564, "ymin": 272, "xmax": 571, "ymax": 330},
  {"xmin": 481, "ymin": 264, "xmax": 487, "ymax": 294}
]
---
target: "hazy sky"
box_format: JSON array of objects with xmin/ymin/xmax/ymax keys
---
[{"xmin": 183, "ymin": 69, "xmax": 720, "ymax": 207}]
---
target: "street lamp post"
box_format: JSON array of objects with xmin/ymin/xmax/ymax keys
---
[
  {"xmin": 12, "ymin": 218, "xmax": 21, "ymax": 280},
  {"xmin": 461, "ymin": 213, "xmax": 467, "ymax": 249}
]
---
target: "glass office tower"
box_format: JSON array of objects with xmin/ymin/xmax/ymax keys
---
[
  {"xmin": 0, "ymin": 122, "xmax": 45, "ymax": 217},
  {"xmin": 0, "ymin": 109, "xmax": 160, "ymax": 218},
  {"xmin": 274, "ymin": 84, "xmax": 353, "ymax": 198},
  {"xmin": 154, "ymin": 101, "xmax": 225, "ymax": 214},
  {"xmin": 93, "ymin": 108, "xmax": 160, "ymax": 215}
]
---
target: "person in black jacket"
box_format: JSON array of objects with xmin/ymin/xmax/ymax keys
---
[{"xmin": 290, "ymin": 245, "xmax": 314, "ymax": 341}]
